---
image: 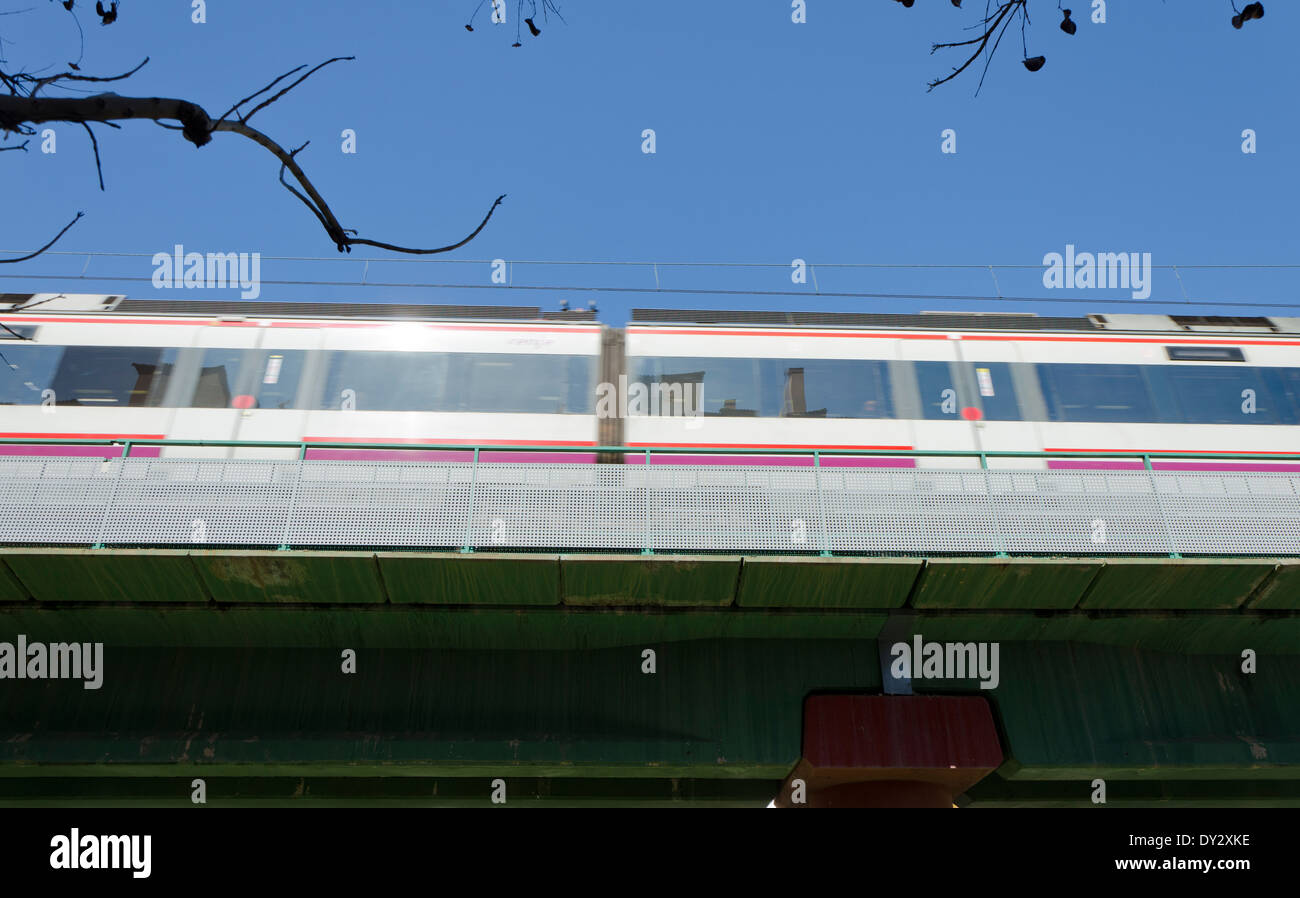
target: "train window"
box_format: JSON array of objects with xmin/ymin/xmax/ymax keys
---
[
  {"xmin": 628, "ymin": 357, "xmax": 893, "ymax": 418},
  {"xmin": 1037, "ymin": 363, "xmax": 1157, "ymax": 423},
  {"xmin": 1162, "ymin": 365, "xmax": 1282, "ymax": 425},
  {"xmin": 766, "ymin": 359, "xmax": 893, "ymax": 418},
  {"xmin": 967, "ymin": 362, "xmax": 1021, "ymax": 421},
  {"xmin": 450, "ymin": 353, "xmax": 593, "ymax": 413},
  {"xmin": 0, "ymin": 344, "xmax": 64, "ymax": 405},
  {"xmin": 316, "ymin": 350, "xmax": 593, "ymax": 413},
  {"xmin": 254, "ymin": 351, "xmax": 306, "ymax": 410},
  {"xmin": 1261, "ymin": 368, "xmax": 1300, "ymax": 426},
  {"xmin": 191, "ymin": 348, "xmax": 247, "ymax": 408},
  {"xmin": 915, "ymin": 361, "xmax": 957, "ymax": 419},
  {"xmin": 49, "ymin": 346, "xmax": 177, "ymax": 407},
  {"xmin": 1165, "ymin": 346, "xmax": 1246, "ymax": 362},
  {"xmin": 630, "ymin": 357, "xmax": 762, "ymax": 416},
  {"xmin": 320, "ymin": 350, "xmax": 448, "ymax": 411}
]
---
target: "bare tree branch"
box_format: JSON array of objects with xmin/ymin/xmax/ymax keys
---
[
  {"xmin": 28, "ymin": 56, "xmax": 149, "ymax": 96},
  {"xmin": 0, "ymin": 93, "xmax": 215, "ymax": 145},
  {"xmin": 78, "ymin": 121, "xmax": 104, "ymax": 189},
  {"xmin": 215, "ymin": 116, "xmax": 506, "ymax": 254},
  {"xmin": 0, "ymin": 49, "xmax": 503, "ymax": 258},
  {"xmin": 345, "ymin": 195, "xmax": 507, "ymax": 255},
  {"xmin": 928, "ymin": 1, "xmax": 1024, "ymax": 92},
  {"xmin": 237, "ymin": 56, "xmax": 353, "ymax": 124},
  {"xmin": 213, "ymin": 63, "xmax": 310, "ymax": 124},
  {"xmin": 0, "ymin": 211, "xmax": 83, "ymax": 264}
]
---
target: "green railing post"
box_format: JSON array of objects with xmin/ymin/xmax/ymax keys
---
[
  {"xmin": 277, "ymin": 449, "xmax": 306, "ymax": 552},
  {"xmin": 813, "ymin": 450, "xmax": 831, "ymax": 556},
  {"xmin": 641, "ymin": 449, "xmax": 654, "ymax": 555},
  {"xmin": 93, "ymin": 442, "xmax": 131, "ymax": 549},
  {"xmin": 1138, "ymin": 453, "xmax": 1180, "ymax": 558},
  {"xmin": 460, "ymin": 447, "xmax": 480, "ymax": 553},
  {"xmin": 978, "ymin": 451, "xmax": 1009, "ymax": 558}
]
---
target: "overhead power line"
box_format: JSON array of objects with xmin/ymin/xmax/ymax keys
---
[{"xmin": 1, "ymin": 271, "xmax": 1298, "ymax": 311}]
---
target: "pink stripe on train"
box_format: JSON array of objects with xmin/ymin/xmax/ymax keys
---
[
  {"xmin": 0, "ymin": 445, "xmax": 161, "ymax": 459},
  {"xmin": 1047, "ymin": 459, "xmax": 1300, "ymax": 473}
]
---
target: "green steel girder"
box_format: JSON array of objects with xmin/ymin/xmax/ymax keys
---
[
  {"xmin": 736, "ymin": 556, "xmax": 919, "ymax": 608},
  {"xmin": 0, "ymin": 549, "xmax": 1295, "ymax": 612},
  {"xmin": 910, "ymin": 558, "xmax": 1101, "ymax": 610},
  {"xmin": 0, "ymin": 640, "xmax": 1295, "ymax": 791},
  {"xmin": 958, "ymin": 775, "xmax": 1300, "ymax": 808},
  {"xmin": 1247, "ymin": 560, "xmax": 1300, "ymax": 610},
  {"xmin": 1, "ymin": 547, "xmax": 1298, "ymax": 805},
  {"xmin": 0, "ymin": 776, "xmax": 781, "ymax": 808},
  {"xmin": 560, "ymin": 555, "xmax": 740, "ymax": 606},
  {"xmin": 1078, "ymin": 559, "xmax": 1277, "ymax": 610}
]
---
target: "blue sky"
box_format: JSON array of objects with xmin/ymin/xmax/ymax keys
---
[{"xmin": 0, "ymin": 0, "xmax": 1295, "ymax": 324}]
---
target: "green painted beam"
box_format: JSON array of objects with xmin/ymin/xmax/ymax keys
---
[
  {"xmin": 378, "ymin": 553, "xmax": 559, "ymax": 606},
  {"xmin": 192, "ymin": 551, "xmax": 386, "ymax": 605},
  {"xmin": 910, "ymin": 558, "xmax": 1101, "ymax": 610},
  {"xmin": 561, "ymin": 555, "xmax": 739, "ymax": 606},
  {"xmin": 972, "ymin": 642, "xmax": 1300, "ymax": 780},
  {"xmin": 960, "ymin": 775, "xmax": 1300, "ymax": 807},
  {"xmin": 2, "ymin": 549, "xmax": 206, "ymax": 604},
  {"xmin": 1, "ymin": 604, "xmax": 1296, "ymax": 652},
  {"xmin": 736, "ymin": 557, "xmax": 919, "ymax": 608},
  {"xmin": 0, "ymin": 776, "xmax": 780, "ymax": 808},
  {"xmin": 2, "ymin": 638, "xmax": 1296, "ymax": 791},
  {"xmin": 1078, "ymin": 559, "xmax": 1276, "ymax": 610},
  {"xmin": 880, "ymin": 612, "xmax": 1300, "ymax": 655},
  {"xmin": 1246, "ymin": 561, "xmax": 1300, "ymax": 610},
  {"xmin": 0, "ymin": 560, "xmax": 29, "ymax": 603},
  {"xmin": 0, "ymin": 606, "xmax": 892, "ymax": 650},
  {"xmin": 0, "ymin": 640, "xmax": 880, "ymax": 776}
]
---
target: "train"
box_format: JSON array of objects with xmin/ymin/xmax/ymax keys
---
[{"xmin": 1, "ymin": 293, "xmax": 1299, "ymax": 471}]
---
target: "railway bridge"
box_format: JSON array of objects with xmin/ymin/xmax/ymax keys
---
[{"xmin": 0, "ymin": 439, "xmax": 1297, "ymax": 807}]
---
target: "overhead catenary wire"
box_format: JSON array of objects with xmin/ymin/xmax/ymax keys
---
[
  {"xmin": 3, "ymin": 250, "xmax": 1300, "ymax": 270},
  {"xmin": 0, "ymin": 254, "xmax": 1297, "ymax": 311},
  {"xmin": 1, "ymin": 271, "xmax": 1299, "ymax": 311}
]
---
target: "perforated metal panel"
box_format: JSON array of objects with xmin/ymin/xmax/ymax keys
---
[
  {"xmin": 3, "ymin": 456, "xmax": 1300, "ymax": 555},
  {"xmin": 468, "ymin": 463, "xmax": 643, "ymax": 550},
  {"xmin": 101, "ymin": 458, "xmax": 300, "ymax": 545},
  {"xmin": 647, "ymin": 466, "xmax": 823, "ymax": 552},
  {"xmin": 0, "ymin": 457, "xmax": 120, "ymax": 544},
  {"xmin": 1153, "ymin": 471, "xmax": 1300, "ymax": 556},
  {"xmin": 987, "ymin": 470, "xmax": 1172, "ymax": 555},
  {"xmin": 285, "ymin": 461, "xmax": 473, "ymax": 548}
]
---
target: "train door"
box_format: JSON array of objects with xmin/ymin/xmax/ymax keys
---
[
  {"xmin": 906, "ymin": 334, "xmax": 982, "ymax": 469},
  {"xmin": 164, "ymin": 322, "xmax": 263, "ymax": 458},
  {"xmin": 952, "ymin": 336, "xmax": 1049, "ymax": 469},
  {"xmin": 227, "ymin": 323, "xmax": 320, "ymax": 460}
]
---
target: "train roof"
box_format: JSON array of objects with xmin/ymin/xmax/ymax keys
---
[{"xmin": 3, "ymin": 293, "xmax": 1299, "ymax": 336}]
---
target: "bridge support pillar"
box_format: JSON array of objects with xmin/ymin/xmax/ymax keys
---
[{"xmin": 774, "ymin": 695, "xmax": 1003, "ymax": 808}]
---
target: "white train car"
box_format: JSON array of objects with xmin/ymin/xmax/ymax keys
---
[
  {"xmin": 0, "ymin": 295, "xmax": 602, "ymax": 462},
  {"xmin": 2, "ymin": 297, "xmax": 1299, "ymax": 472},
  {"xmin": 623, "ymin": 311, "xmax": 1300, "ymax": 471}
]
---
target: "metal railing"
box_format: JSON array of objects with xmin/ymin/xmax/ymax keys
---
[{"xmin": 0, "ymin": 439, "xmax": 1298, "ymax": 557}]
